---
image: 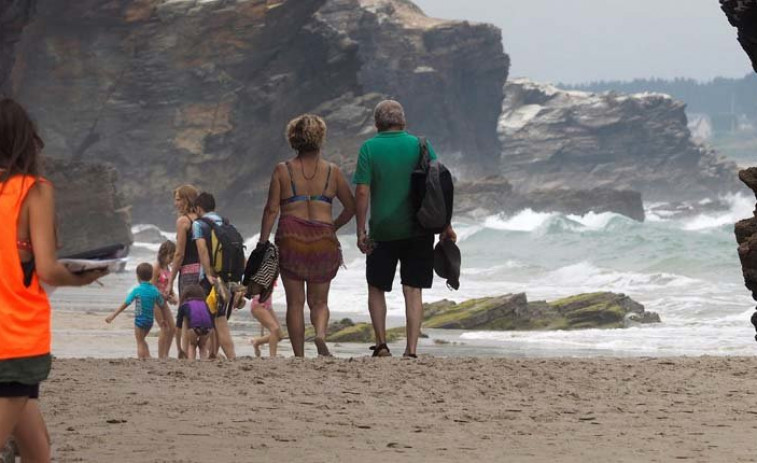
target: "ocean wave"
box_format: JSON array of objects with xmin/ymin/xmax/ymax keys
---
[{"xmin": 481, "ymin": 209, "xmax": 629, "ymax": 233}]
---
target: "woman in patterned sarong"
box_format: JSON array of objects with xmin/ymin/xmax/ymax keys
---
[{"xmin": 258, "ymin": 114, "xmax": 355, "ymax": 357}]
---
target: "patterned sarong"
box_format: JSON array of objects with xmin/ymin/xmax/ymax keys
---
[{"xmin": 275, "ymin": 215, "xmax": 341, "ymax": 283}]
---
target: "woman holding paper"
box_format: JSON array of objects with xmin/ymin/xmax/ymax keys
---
[{"xmin": 0, "ymin": 98, "xmax": 105, "ymax": 461}]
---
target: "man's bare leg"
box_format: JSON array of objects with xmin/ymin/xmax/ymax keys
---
[
  {"xmin": 403, "ymin": 285, "xmax": 423, "ymax": 356},
  {"xmin": 368, "ymin": 284, "xmax": 388, "ymax": 345}
]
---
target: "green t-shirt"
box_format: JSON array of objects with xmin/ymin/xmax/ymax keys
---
[{"xmin": 352, "ymin": 131, "xmax": 437, "ymax": 241}]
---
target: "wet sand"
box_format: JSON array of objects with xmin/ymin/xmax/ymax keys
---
[{"xmin": 40, "ymin": 356, "xmax": 757, "ymax": 462}]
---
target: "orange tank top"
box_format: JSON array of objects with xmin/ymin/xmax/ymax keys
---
[{"xmin": 0, "ymin": 175, "xmax": 52, "ymax": 360}]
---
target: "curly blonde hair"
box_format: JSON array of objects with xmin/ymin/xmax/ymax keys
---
[
  {"xmin": 285, "ymin": 114, "xmax": 326, "ymax": 153},
  {"xmin": 173, "ymin": 184, "xmax": 199, "ymax": 215}
]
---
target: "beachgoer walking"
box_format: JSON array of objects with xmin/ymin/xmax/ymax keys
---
[
  {"xmin": 167, "ymin": 184, "xmax": 200, "ymax": 358},
  {"xmin": 249, "ymin": 282, "xmax": 284, "ymax": 357},
  {"xmin": 258, "ymin": 114, "xmax": 356, "ymax": 357},
  {"xmin": 106, "ymin": 263, "xmax": 169, "ymax": 360},
  {"xmin": 0, "ymin": 98, "xmax": 106, "ymax": 462},
  {"xmin": 193, "ymin": 192, "xmax": 236, "ymax": 360},
  {"xmin": 152, "ymin": 240, "xmax": 177, "ymax": 359},
  {"xmin": 176, "ymin": 285, "xmax": 214, "ymax": 360},
  {"xmin": 353, "ymin": 100, "xmax": 457, "ymax": 358}
]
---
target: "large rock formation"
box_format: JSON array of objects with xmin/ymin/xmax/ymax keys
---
[
  {"xmin": 498, "ymin": 79, "xmax": 741, "ymax": 202},
  {"xmin": 0, "ymin": 0, "xmax": 35, "ymax": 95},
  {"xmin": 45, "ymin": 158, "xmax": 133, "ymax": 257},
  {"xmin": 735, "ymin": 169, "xmax": 757, "ymax": 319},
  {"xmin": 7, "ymin": 0, "xmax": 508, "ymax": 227}
]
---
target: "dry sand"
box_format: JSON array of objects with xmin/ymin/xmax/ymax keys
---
[{"xmin": 34, "ymin": 356, "xmax": 757, "ymax": 462}]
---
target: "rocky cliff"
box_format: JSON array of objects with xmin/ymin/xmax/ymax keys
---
[
  {"xmin": 721, "ymin": 0, "xmax": 757, "ymax": 73},
  {"xmin": 498, "ymin": 79, "xmax": 741, "ymax": 202},
  {"xmin": 0, "ymin": 0, "xmax": 35, "ymax": 95},
  {"xmin": 6, "ymin": 0, "xmax": 508, "ymax": 226}
]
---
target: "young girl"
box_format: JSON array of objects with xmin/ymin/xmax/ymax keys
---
[
  {"xmin": 177, "ymin": 285, "xmax": 214, "ymax": 360},
  {"xmin": 152, "ymin": 240, "xmax": 177, "ymax": 359},
  {"xmin": 249, "ymin": 281, "xmax": 284, "ymax": 358},
  {"xmin": 0, "ymin": 98, "xmax": 105, "ymax": 461}
]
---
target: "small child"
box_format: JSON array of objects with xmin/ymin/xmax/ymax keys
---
[
  {"xmin": 152, "ymin": 240, "xmax": 177, "ymax": 359},
  {"xmin": 249, "ymin": 281, "xmax": 284, "ymax": 358},
  {"xmin": 106, "ymin": 263, "xmax": 168, "ymax": 360},
  {"xmin": 177, "ymin": 284, "xmax": 214, "ymax": 360}
]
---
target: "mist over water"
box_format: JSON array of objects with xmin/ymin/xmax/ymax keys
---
[{"xmin": 53, "ymin": 194, "xmax": 757, "ymax": 358}]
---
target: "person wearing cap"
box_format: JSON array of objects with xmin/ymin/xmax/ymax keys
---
[{"xmin": 353, "ymin": 100, "xmax": 456, "ymax": 358}]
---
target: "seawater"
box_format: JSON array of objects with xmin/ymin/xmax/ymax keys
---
[{"xmin": 50, "ymin": 194, "xmax": 757, "ymax": 358}]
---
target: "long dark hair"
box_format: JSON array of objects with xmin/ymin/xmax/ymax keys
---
[{"xmin": 0, "ymin": 98, "xmax": 44, "ymax": 183}]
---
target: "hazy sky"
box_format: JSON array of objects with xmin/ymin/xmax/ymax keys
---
[{"xmin": 412, "ymin": 0, "xmax": 752, "ymax": 84}]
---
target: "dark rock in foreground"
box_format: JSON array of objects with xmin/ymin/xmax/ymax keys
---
[
  {"xmin": 321, "ymin": 292, "xmax": 659, "ymax": 343},
  {"xmin": 721, "ymin": 0, "xmax": 757, "ymax": 73},
  {"xmin": 499, "ymin": 79, "xmax": 740, "ymax": 202},
  {"xmin": 455, "ymin": 176, "xmax": 645, "ymax": 222},
  {"xmin": 735, "ymin": 167, "xmax": 757, "ymax": 301}
]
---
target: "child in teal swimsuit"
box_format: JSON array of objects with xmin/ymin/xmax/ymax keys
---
[{"xmin": 106, "ymin": 263, "xmax": 168, "ymax": 359}]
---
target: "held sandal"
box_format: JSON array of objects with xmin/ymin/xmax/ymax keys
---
[{"xmin": 369, "ymin": 343, "xmax": 392, "ymax": 357}]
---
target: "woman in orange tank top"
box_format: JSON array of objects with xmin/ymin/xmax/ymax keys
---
[{"xmin": 0, "ymin": 99, "xmax": 106, "ymax": 461}]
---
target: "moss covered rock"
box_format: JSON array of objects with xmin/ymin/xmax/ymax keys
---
[{"xmin": 423, "ymin": 292, "xmax": 660, "ymax": 331}]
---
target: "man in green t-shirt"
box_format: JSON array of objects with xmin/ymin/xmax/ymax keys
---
[{"xmin": 353, "ymin": 100, "xmax": 456, "ymax": 358}]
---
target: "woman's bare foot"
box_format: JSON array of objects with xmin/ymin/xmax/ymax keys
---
[{"xmin": 314, "ymin": 337, "xmax": 332, "ymax": 357}]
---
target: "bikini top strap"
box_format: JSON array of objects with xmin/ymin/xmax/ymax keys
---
[
  {"xmin": 322, "ymin": 163, "xmax": 333, "ymax": 196},
  {"xmin": 284, "ymin": 161, "xmax": 297, "ymax": 196}
]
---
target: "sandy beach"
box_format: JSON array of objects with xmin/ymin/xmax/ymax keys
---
[{"xmin": 33, "ymin": 356, "xmax": 757, "ymax": 462}]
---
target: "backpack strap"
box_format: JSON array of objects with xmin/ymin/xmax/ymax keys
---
[
  {"xmin": 418, "ymin": 137, "xmax": 430, "ymax": 171},
  {"xmin": 197, "ymin": 216, "xmax": 220, "ymax": 267}
]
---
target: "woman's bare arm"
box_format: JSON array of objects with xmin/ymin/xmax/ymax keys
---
[
  {"xmin": 28, "ymin": 182, "xmax": 105, "ymax": 286},
  {"xmin": 333, "ymin": 167, "xmax": 355, "ymax": 231},
  {"xmin": 258, "ymin": 165, "xmax": 282, "ymax": 243}
]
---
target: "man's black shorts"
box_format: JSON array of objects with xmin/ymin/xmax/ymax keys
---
[
  {"xmin": 366, "ymin": 234, "xmax": 434, "ymax": 292},
  {"xmin": 0, "ymin": 382, "xmax": 39, "ymax": 399}
]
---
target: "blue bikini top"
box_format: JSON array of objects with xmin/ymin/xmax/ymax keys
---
[{"xmin": 280, "ymin": 161, "xmax": 334, "ymax": 205}]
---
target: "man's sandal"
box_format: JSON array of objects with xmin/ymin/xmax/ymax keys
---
[{"xmin": 369, "ymin": 343, "xmax": 392, "ymax": 357}]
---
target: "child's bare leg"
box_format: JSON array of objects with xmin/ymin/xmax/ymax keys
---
[
  {"xmin": 135, "ymin": 327, "xmax": 151, "ymax": 360},
  {"xmin": 199, "ymin": 333, "xmax": 211, "ymax": 360},
  {"xmin": 250, "ymin": 335, "xmax": 268, "ymax": 357},
  {"xmin": 186, "ymin": 332, "xmax": 198, "ymax": 360},
  {"xmin": 158, "ymin": 306, "xmax": 175, "ymax": 359},
  {"xmin": 175, "ymin": 321, "xmax": 185, "ymax": 359},
  {"xmin": 153, "ymin": 307, "xmax": 167, "ymax": 359},
  {"xmin": 253, "ymin": 306, "xmax": 282, "ymax": 358}
]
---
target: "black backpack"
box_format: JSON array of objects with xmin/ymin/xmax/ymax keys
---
[
  {"xmin": 198, "ymin": 217, "xmax": 246, "ymax": 283},
  {"xmin": 410, "ymin": 137, "xmax": 454, "ymax": 233}
]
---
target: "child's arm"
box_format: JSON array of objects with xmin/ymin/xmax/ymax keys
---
[{"xmin": 106, "ymin": 302, "xmax": 129, "ymax": 324}]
